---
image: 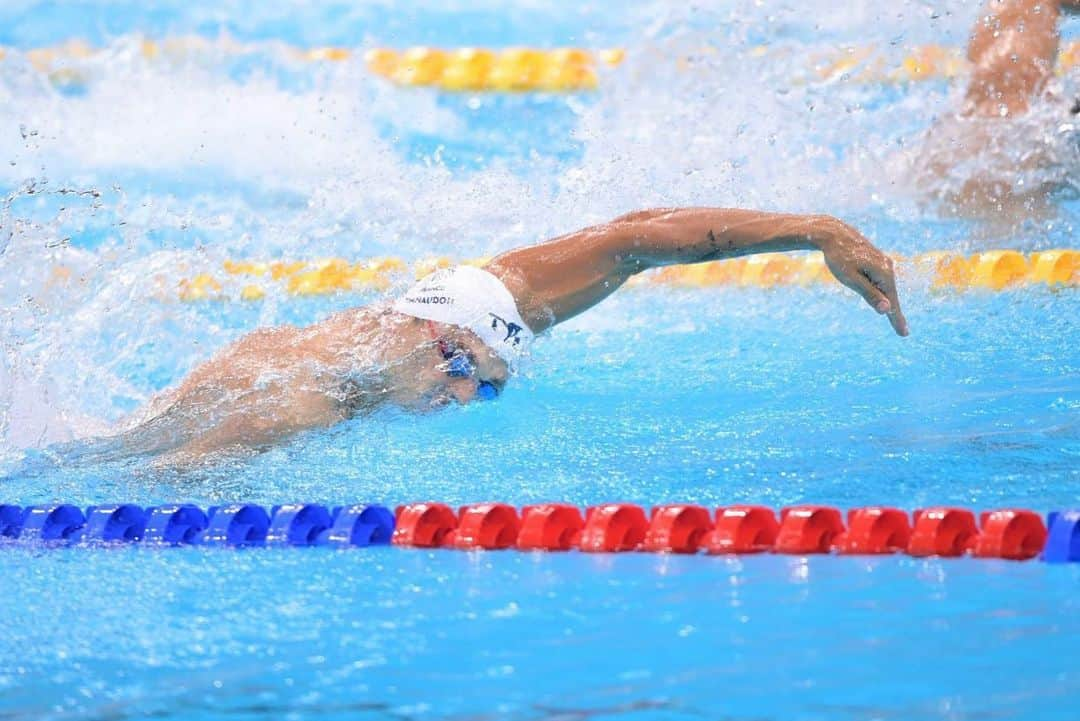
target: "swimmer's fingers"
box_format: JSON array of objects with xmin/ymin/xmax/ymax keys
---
[
  {"xmin": 879, "ymin": 265, "xmax": 909, "ymax": 337},
  {"xmin": 817, "ymin": 219, "xmax": 908, "ymax": 337},
  {"xmin": 833, "ymin": 260, "xmax": 905, "ymax": 337},
  {"xmin": 860, "ymin": 260, "xmax": 910, "ymax": 337},
  {"xmin": 843, "ymin": 270, "xmax": 890, "ymax": 316}
]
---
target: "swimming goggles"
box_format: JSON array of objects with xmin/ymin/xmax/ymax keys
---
[{"xmin": 426, "ymin": 321, "xmax": 500, "ymax": 401}]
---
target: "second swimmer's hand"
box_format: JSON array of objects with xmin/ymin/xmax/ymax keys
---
[{"xmin": 816, "ymin": 219, "xmax": 909, "ymax": 337}]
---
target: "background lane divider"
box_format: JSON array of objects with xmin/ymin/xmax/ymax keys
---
[
  {"xmin": 10, "ymin": 38, "xmax": 1080, "ymax": 89},
  {"xmin": 162, "ymin": 249, "xmax": 1079, "ymax": 301},
  {"xmin": 0, "ymin": 502, "xmax": 1076, "ymax": 562},
  {"xmin": 363, "ymin": 47, "xmax": 613, "ymax": 92}
]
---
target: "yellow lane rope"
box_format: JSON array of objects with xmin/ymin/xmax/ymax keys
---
[
  {"xmin": 0, "ymin": 38, "xmax": 622, "ymax": 92},
  {"xmin": 363, "ymin": 47, "xmax": 623, "ymax": 91},
  {"xmin": 160, "ymin": 249, "xmax": 1079, "ymax": 302},
  {"xmin": 793, "ymin": 44, "xmax": 967, "ymax": 84},
  {"xmin": 8, "ymin": 38, "xmax": 1080, "ymax": 91}
]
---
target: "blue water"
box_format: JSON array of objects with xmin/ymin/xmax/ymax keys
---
[
  {"xmin": 2, "ymin": 1, "xmax": 1080, "ymax": 720},
  {"xmin": 2, "ymin": 549, "xmax": 1077, "ymax": 721}
]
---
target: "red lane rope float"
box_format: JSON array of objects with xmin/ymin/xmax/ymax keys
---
[
  {"xmin": 517, "ymin": 504, "xmax": 584, "ymax": 551},
  {"xmin": 451, "ymin": 503, "xmax": 520, "ymax": 550},
  {"xmin": 908, "ymin": 507, "xmax": 980, "ymax": 557},
  {"xmin": 641, "ymin": 505, "xmax": 713, "ymax": 554},
  {"xmin": 834, "ymin": 507, "xmax": 912, "ymax": 555},
  {"xmin": 391, "ymin": 502, "xmax": 1056, "ymax": 561},
  {"xmin": 391, "ymin": 502, "xmax": 457, "ymax": 547},
  {"xmin": 704, "ymin": 506, "xmax": 780, "ymax": 554},
  {"xmin": 579, "ymin": 503, "xmax": 649, "ymax": 552},
  {"xmin": 773, "ymin": 506, "xmax": 846, "ymax": 554},
  {"xmin": 972, "ymin": 510, "xmax": 1048, "ymax": 561}
]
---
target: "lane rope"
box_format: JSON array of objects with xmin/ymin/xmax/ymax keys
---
[
  {"xmin": 0, "ymin": 40, "xmax": 622, "ymax": 92},
  {"xmin": 150, "ymin": 249, "xmax": 1079, "ymax": 302},
  {"xmin": 362, "ymin": 47, "xmax": 617, "ymax": 91},
  {"xmin": 1, "ymin": 502, "xmax": 1077, "ymax": 561},
  {"xmin": 8, "ymin": 38, "xmax": 1080, "ymax": 91}
]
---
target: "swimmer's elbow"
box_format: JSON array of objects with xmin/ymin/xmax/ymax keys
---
[{"xmin": 608, "ymin": 207, "xmax": 678, "ymax": 226}]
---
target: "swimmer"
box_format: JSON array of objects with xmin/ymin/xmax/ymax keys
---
[
  {"xmin": 114, "ymin": 208, "xmax": 906, "ymax": 465},
  {"xmin": 915, "ymin": 0, "xmax": 1080, "ymax": 220}
]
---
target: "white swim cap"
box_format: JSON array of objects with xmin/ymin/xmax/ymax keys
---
[{"xmin": 392, "ymin": 265, "xmax": 534, "ymax": 369}]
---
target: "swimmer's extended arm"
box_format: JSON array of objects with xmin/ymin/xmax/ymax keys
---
[{"xmin": 488, "ymin": 208, "xmax": 908, "ymax": 336}]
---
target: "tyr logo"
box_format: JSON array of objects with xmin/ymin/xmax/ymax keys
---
[{"xmin": 489, "ymin": 313, "xmax": 524, "ymax": 346}]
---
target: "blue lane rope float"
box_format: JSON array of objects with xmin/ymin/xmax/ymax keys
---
[
  {"xmin": 200, "ymin": 503, "xmax": 270, "ymax": 547},
  {"xmin": 143, "ymin": 504, "xmax": 209, "ymax": 545},
  {"xmin": 1043, "ymin": 511, "xmax": 1080, "ymax": 563},
  {"xmin": 74, "ymin": 504, "xmax": 148, "ymax": 543},
  {"xmin": 0, "ymin": 504, "xmax": 22, "ymax": 538},
  {"xmin": 19, "ymin": 504, "xmax": 85, "ymax": 542},
  {"xmin": 0, "ymin": 502, "xmax": 1077, "ymax": 562},
  {"xmin": 0, "ymin": 503, "xmax": 395, "ymax": 548}
]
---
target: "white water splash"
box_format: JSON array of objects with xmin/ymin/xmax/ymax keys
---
[{"xmin": 1, "ymin": 0, "xmax": 1075, "ymax": 460}]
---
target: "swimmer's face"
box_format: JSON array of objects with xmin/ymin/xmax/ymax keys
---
[
  {"xmin": 434, "ymin": 329, "xmax": 509, "ymax": 405},
  {"xmin": 384, "ymin": 315, "xmax": 510, "ymax": 410}
]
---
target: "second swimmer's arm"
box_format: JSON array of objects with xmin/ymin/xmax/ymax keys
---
[
  {"xmin": 962, "ymin": 0, "xmax": 1062, "ymax": 117},
  {"xmin": 488, "ymin": 208, "xmax": 907, "ymax": 336}
]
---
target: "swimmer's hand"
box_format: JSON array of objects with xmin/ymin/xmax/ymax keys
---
[{"xmin": 816, "ymin": 221, "xmax": 909, "ymax": 336}]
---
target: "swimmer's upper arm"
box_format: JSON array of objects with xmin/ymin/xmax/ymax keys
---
[
  {"xmin": 487, "ymin": 208, "xmax": 815, "ymax": 330},
  {"xmin": 486, "ymin": 221, "xmax": 635, "ymax": 331}
]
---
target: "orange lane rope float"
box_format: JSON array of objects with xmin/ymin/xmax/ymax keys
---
[
  {"xmin": 8, "ymin": 38, "xmax": 1080, "ymax": 91},
  {"xmin": 162, "ymin": 249, "xmax": 1079, "ymax": 302}
]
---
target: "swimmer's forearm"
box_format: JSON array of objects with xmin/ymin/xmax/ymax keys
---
[
  {"xmin": 606, "ymin": 208, "xmax": 848, "ymax": 270},
  {"xmin": 607, "ymin": 206, "xmax": 907, "ymax": 335}
]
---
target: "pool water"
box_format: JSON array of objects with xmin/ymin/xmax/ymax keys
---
[{"xmin": 1, "ymin": 1, "xmax": 1079, "ymax": 720}]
